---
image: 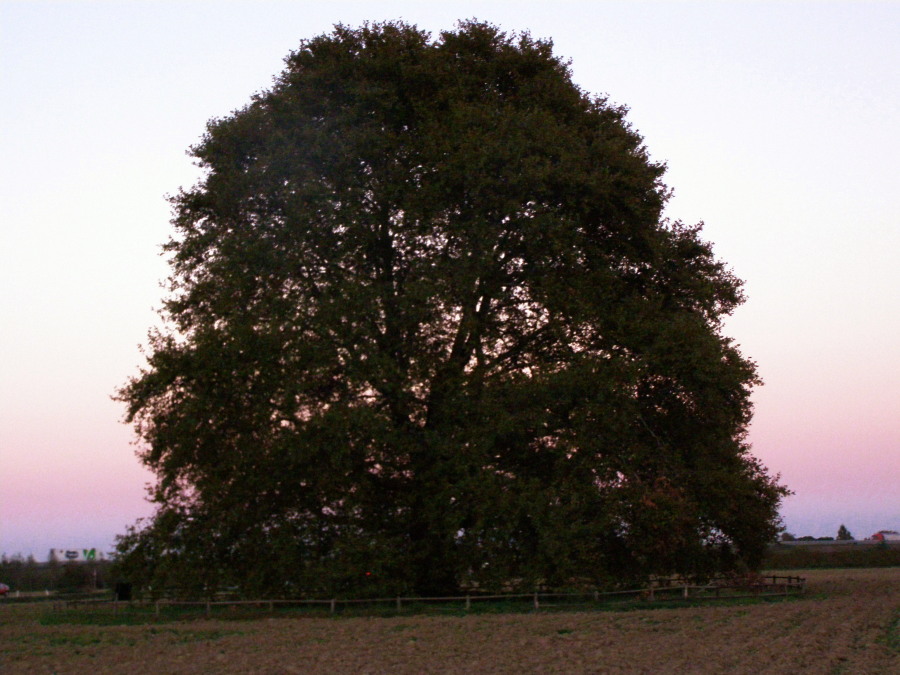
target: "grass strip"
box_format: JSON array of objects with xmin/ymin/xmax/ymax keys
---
[{"xmin": 40, "ymin": 592, "xmax": 801, "ymax": 626}]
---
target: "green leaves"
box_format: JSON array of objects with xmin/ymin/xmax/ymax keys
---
[{"xmin": 117, "ymin": 20, "xmax": 787, "ymax": 597}]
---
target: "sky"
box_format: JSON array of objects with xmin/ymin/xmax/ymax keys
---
[{"xmin": 1, "ymin": 1, "xmax": 897, "ymax": 559}]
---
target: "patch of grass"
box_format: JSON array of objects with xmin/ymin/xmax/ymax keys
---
[
  {"xmin": 878, "ymin": 611, "xmax": 900, "ymax": 654},
  {"xmin": 36, "ymin": 632, "xmax": 138, "ymax": 648},
  {"xmin": 172, "ymin": 629, "xmax": 242, "ymax": 643},
  {"xmin": 141, "ymin": 626, "xmax": 240, "ymax": 642},
  {"xmin": 40, "ymin": 607, "xmax": 187, "ymax": 626},
  {"xmin": 47, "ymin": 635, "xmax": 104, "ymax": 647}
]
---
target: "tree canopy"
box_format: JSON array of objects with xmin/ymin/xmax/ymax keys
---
[{"xmin": 115, "ymin": 20, "xmax": 788, "ymax": 597}]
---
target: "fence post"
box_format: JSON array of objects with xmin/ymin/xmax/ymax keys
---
[
  {"xmin": 465, "ymin": 595, "xmax": 470, "ymax": 611},
  {"xmin": 206, "ymin": 600, "xmax": 211, "ymax": 617},
  {"xmin": 396, "ymin": 597, "xmax": 401, "ymax": 611},
  {"xmin": 155, "ymin": 601, "xmax": 160, "ymax": 617},
  {"xmin": 533, "ymin": 592, "xmax": 539, "ymax": 610},
  {"xmin": 683, "ymin": 585, "xmax": 689, "ymax": 599}
]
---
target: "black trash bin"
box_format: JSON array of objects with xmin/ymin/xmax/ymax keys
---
[{"xmin": 114, "ymin": 582, "xmax": 132, "ymax": 601}]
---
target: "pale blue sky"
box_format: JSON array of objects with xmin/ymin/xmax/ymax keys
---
[{"xmin": 2, "ymin": 1, "xmax": 898, "ymax": 557}]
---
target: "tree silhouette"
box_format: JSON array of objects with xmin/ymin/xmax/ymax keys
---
[{"xmin": 115, "ymin": 21, "xmax": 789, "ymax": 596}]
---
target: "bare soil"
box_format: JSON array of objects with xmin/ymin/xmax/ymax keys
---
[{"xmin": 1, "ymin": 568, "xmax": 897, "ymax": 673}]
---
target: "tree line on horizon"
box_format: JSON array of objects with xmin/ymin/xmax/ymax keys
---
[
  {"xmin": 0, "ymin": 554, "xmax": 111, "ymax": 593},
  {"xmin": 780, "ymin": 525, "xmax": 900, "ymax": 543}
]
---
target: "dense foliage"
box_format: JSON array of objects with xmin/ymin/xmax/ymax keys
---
[{"xmin": 115, "ymin": 21, "xmax": 788, "ymax": 597}]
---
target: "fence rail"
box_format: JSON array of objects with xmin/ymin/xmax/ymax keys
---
[{"xmin": 54, "ymin": 575, "xmax": 804, "ymax": 617}]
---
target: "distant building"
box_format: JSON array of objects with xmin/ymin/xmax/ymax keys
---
[
  {"xmin": 871, "ymin": 530, "xmax": 900, "ymax": 542},
  {"xmin": 49, "ymin": 548, "xmax": 105, "ymax": 563}
]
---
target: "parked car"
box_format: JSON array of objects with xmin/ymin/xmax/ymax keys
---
[{"xmin": 0, "ymin": 583, "xmax": 10, "ymax": 596}]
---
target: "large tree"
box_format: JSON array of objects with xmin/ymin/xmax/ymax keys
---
[{"xmin": 116, "ymin": 21, "xmax": 788, "ymax": 597}]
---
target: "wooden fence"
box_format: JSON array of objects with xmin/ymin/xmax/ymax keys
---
[{"xmin": 54, "ymin": 575, "xmax": 804, "ymax": 617}]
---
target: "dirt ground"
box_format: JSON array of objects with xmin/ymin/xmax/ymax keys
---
[{"xmin": 1, "ymin": 568, "xmax": 897, "ymax": 674}]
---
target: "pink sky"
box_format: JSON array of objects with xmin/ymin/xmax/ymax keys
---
[{"xmin": 2, "ymin": 1, "xmax": 897, "ymax": 558}]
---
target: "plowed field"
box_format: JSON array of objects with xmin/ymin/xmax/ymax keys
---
[{"xmin": 1, "ymin": 568, "xmax": 897, "ymax": 673}]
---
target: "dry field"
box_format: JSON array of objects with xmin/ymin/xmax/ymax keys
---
[{"xmin": 0, "ymin": 568, "xmax": 897, "ymax": 674}]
